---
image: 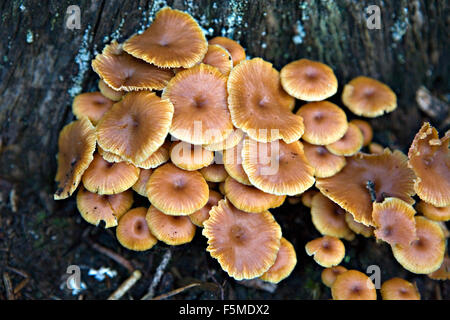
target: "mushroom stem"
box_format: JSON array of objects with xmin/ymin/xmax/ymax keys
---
[{"xmin": 366, "ymin": 180, "xmax": 377, "ymax": 202}]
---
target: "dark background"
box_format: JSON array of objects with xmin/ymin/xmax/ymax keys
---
[{"xmin": 0, "ymin": 0, "xmax": 448, "ymax": 300}]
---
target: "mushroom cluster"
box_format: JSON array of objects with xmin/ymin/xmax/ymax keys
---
[{"xmin": 55, "ymin": 7, "xmax": 449, "ymax": 297}]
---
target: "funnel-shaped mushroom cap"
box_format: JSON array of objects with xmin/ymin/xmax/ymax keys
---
[
  {"xmin": 342, "ymin": 76, "xmax": 397, "ymax": 117},
  {"xmin": 116, "ymin": 207, "xmax": 157, "ymax": 251},
  {"xmin": 227, "ymin": 58, "xmax": 302, "ymax": 143},
  {"xmin": 92, "ymin": 41, "xmax": 174, "ymax": 91},
  {"xmin": 316, "ymin": 150, "xmax": 416, "ymax": 226},
  {"xmin": 224, "ymin": 176, "xmax": 286, "ymax": 213},
  {"xmin": 202, "ymin": 199, "xmax": 282, "ymax": 280},
  {"xmin": 76, "ymin": 187, "xmax": 133, "ymax": 228},
  {"xmin": 392, "ymin": 216, "xmax": 445, "ymax": 274},
  {"xmin": 428, "ymin": 256, "xmax": 450, "ymax": 280},
  {"xmin": 123, "ymin": 7, "xmax": 207, "ymax": 68},
  {"xmin": 132, "ymin": 169, "xmax": 153, "ymax": 197},
  {"xmin": 170, "ymin": 141, "xmax": 214, "ymax": 171},
  {"xmin": 305, "ymin": 236, "xmax": 345, "ymax": 268},
  {"xmin": 54, "ymin": 118, "xmax": 96, "ymax": 200},
  {"xmin": 260, "ymin": 238, "xmax": 297, "ymax": 283},
  {"xmin": 372, "ymin": 198, "xmax": 417, "ymax": 246},
  {"xmin": 280, "ymin": 59, "xmax": 338, "ymax": 101},
  {"xmin": 208, "ymin": 36, "xmax": 246, "ymax": 67},
  {"xmin": 311, "ymin": 193, "xmax": 355, "ymax": 240},
  {"xmin": 350, "ymin": 119, "xmax": 373, "ymax": 147},
  {"xmin": 200, "ymin": 164, "xmax": 228, "ymax": 183},
  {"xmin": 72, "ymin": 92, "xmax": 114, "ymax": 125},
  {"xmin": 242, "ymin": 138, "xmax": 315, "ymax": 196},
  {"xmin": 147, "ymin": 163, "xmax": 209, "ymax": 216},
  {"xmin": 296, "ymin": 101, "xmax": 347, "ymax": 145},
  {"xmin": 408, "ymin": 122, "xmax": 450, "ymax": 207},
  {"xmin": 146, "ymin": 205, "xmax": 196, "ymax": 245},
  {"xmin": 202, "ymin": 44, "xmax": 233, "ymax": 76},
  {"xmin": 321, "ymin": 266, "xmax": 348, "ymax": 288},
  {"xmin": 326, "ymin": 123, "xmax": 364, "ymax": 156},
  {"xmin": 162, "ymin": 64, "xmax": 232, "ymax": 145},
  {"xmin": 82, "ymin": 153, "xmax": 140, "ymax": 195},
  {"xmin": 416, "ymin": 201, "xmax": 450, "ymax": 222},
  {"xmin": 380, "ymin": 278, "xmax": 420, "ymax": 300},
  {"xmin": 98, "ymin": 79, "xmax": 124, "ymax": 101},
  {"xmin": 303, "ymin": 142, "xmax": 346, "ymax": 178},
  {"xmin": 97, "ymin": 91, "xmax": 174, "ymax": 164},
  {"xmin": 331, "ymin": 270, "xmax": 377, "ymax": 300},
  {"xmin": 135, "ymin": 141, "xmax": 171, "ymax": 169},
  {"xmin": 301, "ymin": 189, "xmax": 319, "ymax": 208},
  {"xmin": 203, "ymin": 128, "xmax": 245, "ymax": 152},
  {"xmin": 189, "ymin": 190, "xmax": 222, "ymax": 227},
  {"xmin": 222, "ymin": 138, "xmax": 251, "ymax": 185},
  {"xmin": 345, "ymin": 212, "xmax": 374, "ymax": 238}
]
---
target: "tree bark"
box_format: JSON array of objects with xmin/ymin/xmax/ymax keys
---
[{"xmin": 0, "ymin": 0, "xmax": 448, "ymax": 299}]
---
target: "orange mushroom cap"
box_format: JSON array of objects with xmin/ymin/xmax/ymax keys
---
[
  {"xmin": 416, "ymin": 200, "xmax": 450, "ymax": 222},
  {"xmin": 203, "ymin": 128, "xmax": 245, "ymax": 152},
  {"xmin": 96, "ymin": 91, "xmax": 173, "ymax": 164},
  {"xmin": 227, "ymin": 58, "xmax": 302, "ymax": 143},
  {"xmin": 301, "ymin": 189, "xmax": 319, "ymax": 208},
  {"xmin": 222, "ymin": 138, "xmax": 251, "ymax": 185},
  {"xmin": 170, "ymin": 141, "xmax": 214, "ymax": 171},
  {"xmin": 408, "ymin": 122, "xmax": 450, "ymax": 207},
  {"xmin": 208, "ymin": 36, "xmax": 246, "ymax": 67},
  {"xmin": 72, "ymin": 92, "xmax": 114, "ymax": 125},
  {"xmin": 54, "ymin": 118, "xmax": 96, "ymax": 200},
  {"xmin": 296, "ymin": 101, "xmax": 348, "ymax": 145},
  {"xmin": 132, "ymin": 168, "xmax": 153, "ymax": 197},
  {"xmin": 76, "ymin": 186, "xmax": 133, "ymax": 228},
  {"xmin": 345, "ymin": 212, "xmax": 374, "ymax": 238},
  {"xmin": 92, "ymin": 41, "xmax": 174, "ymax": 91},
  {"xmin": 146, "ymin": 205, "xmax": 196, "ymax": 245},
  {"xmin": 146, "ymin": 163, "xmax": 209, "ymax": 216},
  {"xmin": 242, "ymin": 138, "xmax": 315, "ymax": 196},
  {"xmin": 98, "ymin": 146, "xmax": 123, "ymax": 163},
  {"xmin": 372, "ymin": 197, "xmax": 417, "ymax": 247},
  {"xmin": 202, "ymin": 199, "xmax": 282, "ymax": 280},
  {"xmin": 305, "ymin": 236, "xmax": 345, "ymax": 268},
  {"xmin": 280, "ymin": 59, "xmax": 338, "ymax": 101},
  {"xmin": 321, "ymin": 266, "xmax": 348, "ymax": 288},
  {"xmin": 135, "ymin": 141, "xmax": 171, "ymax": 169},
  {"xmin": 342, "ymin": 76, "xmax": 397, "ymax": 117},
  {"xmin": 350, "ymin": 119, "xmax": 373, "ymax": 147},
  {"xmin": 331, "ymin": 270, "xmax": 377, "ymax": 300},
  {"xmin": 428, "ymin": 255, "xmax": 450, "ymax": 280},
  {"xmin": 98, "ymin": 79, "xmax": 124, "ymax": 102},
  {"xmin": 202, "ymin": 44, "xmax": 233, "ymax": 76},
  {"xmin": 326, "ymin": 122, "xmax": 364, "ymax": 156},
  {"xmin": 316, "ymin": 149, "xmax": 416, "ymax": 226},
  {"xmin": 82, "ymin": 153, "xmax": 140, "ymax": 195},
  {"xmin": 116, "ymin": 207, "xmax": 158, "ymax": 251},
  {"xmin": 162, "ymin": 63, "xmax": 232, "ymax": 145},
  {"xmin": 224, "ymin": 176, "xmax": 286, "ymax": 213},
  {"xmin": 392, "ymin": 216, "xmax": 446, "ymax": 274},
  {"xmin": 310, "ymin": 193, "xmax": 355, "ymax": 240},
  {"xmin": 123, "ymin": 7, "xmax": 208, "ymax": 68},
  {"xmin": 369, "ymin": 142, "xmax": 385, "ymax": 154},
  {"xmin": 189, "ymin": 189, "xmax": 222, "ymax": 227},
  {"xmin": 260, "ymin": 238, "xmax": 297, "ymax": 284},
  {"xmin": 303, "ymin": 142, "xmax": 346, "ymax": 178},
  {"xmin": 380, "ymin": 278, "xmax": 421, "ymax": 300},
  {"xmin": 200, "ymin": 163, "xmax": 228, "ymax": 183}
]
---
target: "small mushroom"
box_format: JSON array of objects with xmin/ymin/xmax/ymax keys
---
[
  {"xmin": 321, "ymin": 266, "xmax": 348, "ymax": 288},
  {"xmin": 331, "ymin": 270, "xmax": 377, "ymax": 300},
  {"xmin": 209, "ymin": 36, "xmax": 246, "ymax": 67},
  {"xmin": 305, "ymin": 236, "xmax": 345, "ymax": 268},
  {"xmin": 380, "ymin": 278, "xmax": 420, "ymax": 300},
  {"xmin": 132, "ymin": 169, "xmax": 153, "ymax": 197},
  {"xmin": 170, "ymin": 141, "xmax": 214, "ymax": 171},
  {"xmin": 72, "ymin": 92, "xmax": 114, "ymax": 125},
  {"xmin": 326, "ymin": 122, "xmax": 364, "ymax": 157},
  {"xmin": 202, "ymin": 44, "xmax": 233, "ymax": 76},
  {"xmin": 189, "ymin": 190, "xmax": 223, "ymax": 227},
  {"xmin": 200, "ymin": 163, "xmax": 228, "ymax": 183},
  {"xmin": 303, "ymin": 142, "xmax": 346, "ymax": 178},
  {"xmin": 416, "ymin": 200, "xmax": 450, "ymax": 222},
  {"xmin": 350, "ymin": 119, "xmax": 373, "ymax": 147},
  {"xmin": 260, "ymin": 238, "xmax": 297, "ymax": 284},
  {"xmin": 116, "ymin": 207, "xmax": 158, "ymax": 251}
]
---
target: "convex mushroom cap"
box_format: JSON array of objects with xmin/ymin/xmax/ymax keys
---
[
  {"xmin": 170, "ymin": 141, "xmax": 214, "ymax": 171},
  {"xmin": 123, "ymin": 7, "xmax": 208, "ymax": 68},
  {"xmin": 321, "ymin": 266, "xmax": 348, "ymax": 288},
  {"xmin": 202, "ymin": 199, "xmax": 282, "ymax": 280},
  {"xmin": 326, "ymin": 122, "xmax": 364, "ymax": 157},
  {"xmin": 260, "ymin": 238, "xmax": 297, "ymax": 284},
  {"xmin": 416, "ymin": 200, "xmax": 450, "ymax": 222},
  {"xmin": 342, "ymin": 76, "xmax": 397, "ymax": 117},
  {"xmin": 208, "ymin": 36, "xmax": 246, "ymax": 67},
  {"xmin": 331, "ymin": 270, "xmax": 377, "ymax": 300},
  {"xmin": 303, "ymin": 142, "xmax": 346, "ymax": 178},
  {"xmin": 380, "ymin": 278, "xmax": 420, "ymax": 300},
  {"xmin": 72, "ymin": 92, "xmax": 114, "ymax": 125},
  {"xmin": 280, "ymin": 59, "xmax": 338, "ymax": 101},
  {"xmin": 54, "ymin": 118, "xmax": 96, "ymax": 200},
  {"xmin": 116, "ymin": 207, "xmax": 157, "ymax": 251},
  {"xmin": 146, "ymin": 163, "xmax": 209, "ymax": 216},
  {"xmin": 305, "ymin": 236, "xmax": 345, "ymax": 268},
  {"xmin": 202, "ymin": 44, "xmax": 233, "ymax": 76},
  {"xmin": 189, "ymin": 190, "xmax": 222, "ymax": 227}
]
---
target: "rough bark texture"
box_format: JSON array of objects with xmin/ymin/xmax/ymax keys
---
[{"xmin": 0, "ymin": 0, "xmax": 448, "ymax": 300}]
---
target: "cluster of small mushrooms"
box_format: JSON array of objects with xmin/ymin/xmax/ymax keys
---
[{"xmin": 55, "ymin": 7, "xmax": 449, "ymax": 299}]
